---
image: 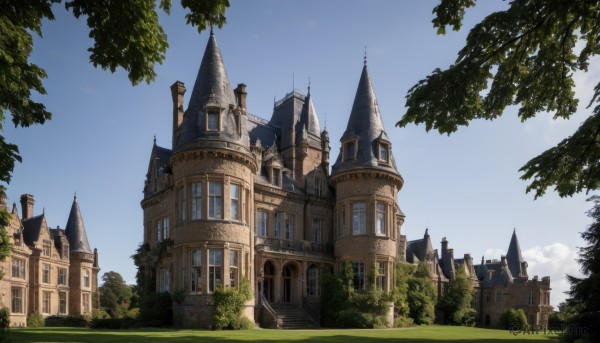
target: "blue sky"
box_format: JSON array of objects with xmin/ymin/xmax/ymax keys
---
[{"xmin": 4, "ymin": 0, "xmax": 594, "ymax": 305}]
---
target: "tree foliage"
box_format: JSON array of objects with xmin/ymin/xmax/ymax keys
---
[
  {"xmin": 439, "ymin": 264, "xmax": 475, "ymax": 325},
  {"xmin": 213, "ymin": 278, "xmax": 254, "ymax": 330},
  {"xmin": 498, "ymin": 308, "xmax": 527, "ymax": 330},
  {"xmin": 565, "ymin": 196, "xmax": 600, "ymax": 342},
  {"xmin": 99, "ymin": 271, "xmax": 133, "ymax": 319},
  {"xmin": 0, "ymin": 0, "xmax": 229, "ymax": 207},
  {"xmin": 399, "ymin": 0, "xmax": 600, "ymax": 198}
]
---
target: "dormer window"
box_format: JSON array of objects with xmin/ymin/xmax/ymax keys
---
[
  {"xmin": 207, "ymin": 110, "xmax": 220, "ymax": 131},
  {"xmin": 344, "ymin": 141, "xmax": 356, "ymax": 161},
  {"xmin": 378, "ymin": 142, "xmax": 389, "ymax": 163},
  {"xmin": 272, "ymin": 168, "xmax": 281, "ymax": 187},
  {"xmin": 314, "ymin": 175, "xmax": 323, "ymax": 197}
]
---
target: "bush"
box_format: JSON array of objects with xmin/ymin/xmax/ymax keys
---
[
  {"xmin": 139, "ymin": 292, "xmax": 172, "ymax": 327},
  {"xmin": 26, "ymin": 311, "xmax": 44, "ymax": 328},
  {"xmin": 126, "ymin": 308, "xmax": 140, "ymax": 319},
  {"xmin": 0, "ymin": 307, "xmax": 10, "ymax": 343},
  {"xmin": 91, "ymin": 317, "xmax": 137, "ymax": 329},
  {"xmin": 499, "ymin": 308, "xmax": 527, "ymax": 330},
  {"xmin": 229, "ymin": 316, "xmax": 255, "ymax": 330},
  {"xmin": 63, "ymin": 314, "xmax": 90, "ymax": 327},
  {"xmin": 394, "ymin": 315, "xmax": 414, "ymax": 328},
  {"xmin": 213, "ymin": 278, "xmax": 253, "ymax": 330},
  {"xmin": 459, "ymin": 308, "xmax": 478, "ymax": 327},
  {"xmin": 92, "ymin": 308, "xmax": 111, "ymax": 320}
]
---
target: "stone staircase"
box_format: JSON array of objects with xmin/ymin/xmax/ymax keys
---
[{"xmin": 272, "ymin": 303, "xmax": 318, "ymax": 329}]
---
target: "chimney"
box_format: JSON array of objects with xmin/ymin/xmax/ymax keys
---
[
  {"xmin": 20, "ymin": 194, "xmax": 35, "ymax": 220},
  {"xmin": 234, "ymin": 83, "xmax": 247, "ymax": 110},
  {"xmin": 94, "ymin": 248, "xmax": 99, "ymax": 268},
  {"xmin": 441, "ymin": 237, "xmax": 448, "ymax": 255},
  {"xmin": 170, "ymin": 81, "xmax": 186, "ymax": 149}
]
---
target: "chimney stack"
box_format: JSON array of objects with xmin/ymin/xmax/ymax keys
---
[
  {"xmin": 20, "ymin": 194, "xmax": 35, "ymax": 220},
  {"xmin": 171, "ymin": 81, "xmax": 186, "ymax": 149},
  {"xmin": 234, "ymin": 83, "xmax": 247, "ymax": 110}
]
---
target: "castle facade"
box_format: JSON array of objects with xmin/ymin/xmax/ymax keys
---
[{"xmin": 2, "ymin": 194, "xmax": 99, "ymax": 327}]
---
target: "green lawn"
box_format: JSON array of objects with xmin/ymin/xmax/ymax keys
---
[{"xmin": 9, "ymin": 326, "xmax": 559, "ymax": 343}]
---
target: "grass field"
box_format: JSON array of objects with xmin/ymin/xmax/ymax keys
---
[{"xmin": 9, "ymin": 325, "xmax": 559, "ymax": 343}]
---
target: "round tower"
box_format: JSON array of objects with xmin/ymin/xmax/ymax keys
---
[
  {"xmin": 142, "ymin": 32, "xmax": 257, "ymax": 328},
  {"xmin": 330, "ymin": 61, "xmax": 404, "ymax": 293}
]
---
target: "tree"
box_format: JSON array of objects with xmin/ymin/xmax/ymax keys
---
[
  {"xmin": 565, "ymin": 196, "xmax": 600, "ymax": 342},
  {"xmin": 0, "ymin": 1, "xmax": 230, "ymax": 255},
  {"xmin": 99, "ymin": 271, "xmax": 133, "ymax": 319},
  {"xmin": 439, "ymin": 264, "xmax": 475, "ymax": 325},
  {"xmin": 405, "ymin": 263, "xmax": 436, "ymax": 325},
  {"xmin": 398, "ymin": 0, "xmax": 600, "ymax": 199}
]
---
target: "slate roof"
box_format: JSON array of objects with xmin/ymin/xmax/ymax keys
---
[
  {"xmin": 406, "ymin": 229, "xmax": 434, "ymax": 263},
  {"xmin": 22, "ymin": 214, "xmax": 44, "ymax": 247},
  {"xmin": 175, "ymin": 32, "xmax": 250, "ymax": 151},
  {"xmin": 331, "ymin": 63, "xmax": 400, "ymax": 176},
  {"xmin": 506, "ymin": 229, "xmax": 525, "ymax": 277},
  {"xmin": 64, "ymin": 195, "xmax": 92, "ymax": 254}
]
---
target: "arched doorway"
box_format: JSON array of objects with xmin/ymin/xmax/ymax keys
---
[
  {"xmin": 282, "ymin": 266, "xmax": 292, "ymax": 303},
  {"xmin": 263, "ymin": 261, "xmax": 275, "ymax": 302}
]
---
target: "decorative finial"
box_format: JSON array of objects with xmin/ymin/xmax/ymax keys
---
[
  {"xmin": 153, "ymin": 135, "xmax": 156, "ymax": 145},
  {"xmin": 364, "ymin": 46, "xmax": 367, "ymax": 65},
  {"xmin": 307, "ymin": 77, "xmax": 311, "ymax": 95},
  {"xmin": 74, "ymin": 192, "xmax": 77, "ymax": 200},
  {"xmin": 43, "ymin": 207, "xmax": 45, "ymax": 214},
  {"xmin": 210, "ymin": 24, "xmax": 214, "ymax": 35},
  {"xmin": 273, "ymin": 95, "xmax": 276, "ymax": 109},
  {"xmin": 292, "ymin": 72, "xmax": 295, "ymax": 92},
  {"xmin": 324, "ymin": 113, "xmax": 327, "ymax": 129}
]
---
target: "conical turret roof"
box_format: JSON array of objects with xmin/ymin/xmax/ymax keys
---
[
  {"xmin": 332, "ymin": 62, "xmax": 400, "ymax": 177},
  {"xmin": 506, "ymin": 229, "xmax": 524, "ymax": 277},
  {"xmin": 176, "ymin": 32, "xmax": 246, "ymax": 149},
  {"xmin": 297, "ymin": 86, "xmax": 321, "ymax": 137},
  {"xmin": 64, "ymin": 195, "xmax": 92, "ymax": 254}
]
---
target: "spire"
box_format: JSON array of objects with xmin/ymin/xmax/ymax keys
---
[
  {"xmin": 506, "ymin": 228, "xmax": 524, "ymax": 277},
  {"xmin": 64, "ymin": 194, "xmax": 92, "ymax": 254},
  {"xmin": 297, "ymin": 82, "xmax": 321, "ymax": 137},
  {"xmin": 331, "ymin": 61, "xmax": 400, "ymax": 177}
]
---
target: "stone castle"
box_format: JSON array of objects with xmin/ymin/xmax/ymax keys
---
[
  {"xmin": 140, "ymin": 32, "xmax": 551, "ymax": 328},
  {"xmin": 2, "ymin": 194, "xmax": 99, "ymax": 326}
]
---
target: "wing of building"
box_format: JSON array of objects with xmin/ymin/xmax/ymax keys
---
[{"xmin": 1, "ymin": 194, "xmax": 99, "ymax": 326}]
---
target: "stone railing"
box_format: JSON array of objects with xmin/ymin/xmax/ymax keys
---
[{"xmin": 255, "ymin": 237, "xmax": 333, "ymax": 259}]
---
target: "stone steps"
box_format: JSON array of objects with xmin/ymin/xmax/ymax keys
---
[{"xmin": 272, "ymin": 304, "xmax": 318, "ymax": 329}]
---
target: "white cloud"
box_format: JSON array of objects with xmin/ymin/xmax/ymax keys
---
[
  {"xmin": 522, "ymin": 243, "xmax": 582, "ymax": 306},
  {"xmin": 483, "ymin": 248, "xmax": 505, "ymax": 259}
]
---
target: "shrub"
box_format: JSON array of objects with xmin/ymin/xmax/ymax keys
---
[
  {"xmin": 139, "ymin": 292, "xmax": 172, "ymax": 327},
  {"xmin": 229, "ymin": 316, "xmax": 255, "ymax": 330},
  {"xmin": 91, "ymin": 317, "xmax": 137, "ymax": 329},
  {"xmin": 394, "ymin": 315, "xmax": 414, "ymax": 328},
  {"xmin": 459, "ymin": 308, "xmax": 478, "ymax": 327},
  {"xmin": 26, "ymin": 311, "xmax": 44, "ymax": 328},
  {"xmin": 0, "ymin": 308, "xmax": 9, "ymax": 329},
  {"xmin": 92, "ymin": 308, "xmax": 111, "ymax": 320},
  {"xmin": 213, "ymin": 278, "xmax": 253, "ymax": 330},
  {"xmin": 126, "ymin": 308, "xmax": 140, "ymax": 319},
  {"xmin": 499, "ymin": 308, "xmax": 527, "ymax": 330},
  {"xmin": 63, "ymin": 314, "xmax": 90, "ymax": 327}
]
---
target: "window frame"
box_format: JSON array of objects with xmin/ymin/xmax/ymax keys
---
[
  {"xmin": 274, "ymin": 212, "xmax": 283, "ymax": 238},
  {"xmin": 191, "ymin": 182, "xmax": 202, "ymax": 220},
  {"xmin": 11, "ymin": 287, "xmax": 23, "ymax": 314},
  {"xmin": 42, "ymin": 263, "xmax": 50, "ymax": 284},
  {"xmin": 191, "ymin": 249, "xmax": 202, "ymax": 294},
  {"xmin": 58, "ymin": 268, "xmax": 67, "ymax": 286},
  {"xmin": 229, "ymin": 250, "xmax": 239, "ymax": 288},
  {"xmin": 352, "ymin": 261, "xmax": 365, "ymax": 291},
  {"xmin": 206, "ymin": 110, "xmax": 221, "ymax": 131},
  {"xmin": 344, "ymin": 141, "xmax": 357, "ymax": 161},
  {"xmin": 376, "ymin": 202, "xmax": 386, "ymax": 236},
  {"xmin": 84, "ymin": 270, "xmax": 90, "ymax": 288},
  {"xmin": 378, "ymin": 142, "xmax": 389, "ymax": 163},
  {"xmin": 209, "ymin": 249, "xmax": 223, "ymax": 293},
  {"xmin": 312, "ymin": 218, "xmax": 322, "ymax": 243},
  {"xmin": 42, "ymin": 291, "xmax": 51, "ymax": 314},
  {"xmin": 352, "ymin": 202, "xmax": 366, "ymax": 235},
  {"xmin": 208, "ymin": 181, "xmax": 223, "ymax": 219},
  {"xmin": 59, "ymin": 291, "xmax": 67, "ymax": 314},
  {"xmin": 230, "ymin": 184, "xmax": 240, "ymax": 221},
  {"xmin": 42, "ymin": 240, "xmax": 51, "ymax": 257},
  {"xmin": 285, "ymin": 214, "xmax": 294, "ymax": 240},
  {"xmin": 376, "ymin": 261, "xmax": 386, "ymax": 290},
  {"xmin": 256, "ymin": 210, "xmax": 268, "ymax": 237},
  {"xmin": 12, "ymin": 258, "xmax": 25, "ymax": 280}
]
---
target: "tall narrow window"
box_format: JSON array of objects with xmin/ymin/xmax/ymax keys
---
[
  {"xmin": 42, "ymin": 263, "xmax": 50, "ymax": 284},
  {"xmin": 345, "ymin": 141, "xmax": 356, "ymax": 161},
  {"xmin": 376, "ymin": 202, "xmax": 386, "ymax": 235},
  {"xmin": 159, "ymin": 268, "xmax": 170, "ymax": 292},
  {"xmin": 43, "ymin": 240, "xmax": 51, "ymax": 257},
  {"xmin": 58, "ymin": 268, "xmax": 67, "ymax": 286},
  {"xmin": 42, "ymin": 291, "xmax": 51, "ymax": 313},
  {"xmin": 83, "ymin": 293, "xmax": 90, "ymax": 314},
  {"xmin": 11, "ymin": 288, "xmax": 23, "ymax": 314},
  {"xmin": 339, "ymin": 205, "xmax": 346, "ymax": 237},
  {"xmin": 379, "ymin": 143, "xmax": 389, "ymax": 162},
  {"xmin": 285, "ymin": 215, "xmax": 294, "ymax": 240},
  {"xmin": 274, "ymin": 212, "xmax": 283, "ymax": 238},
  {"xmin": 12, "ymin": 258, "xmax": 25, "ymax": 279},
  {"xmin": 314, "ymin": 176, "xmax": 323, "ymax": 196},
  {"xmin": 376, "ymin": 262, "xmax": 386, "ymax": 290},
  {"xmin": 312, "ymin": 218, "xmax": 322, "ymax": 243},
  {"xmin": 256, "ymin": 210, "xmax": 268, "ymax": 237},
  {"xmin": 191, "ymin": 249, "xmax": 202, "ymax": 293},
  {"xmin": 272, "ymin": 168, "xmax": 281, "ymax": 187},
  {"xmin": 352, "ymin": 261, "xmax": 365, "ymax": 291},
  {"xmin": 209, "ymin": 249, "xmax": 223, "ymax": 292},
  {"xmin": 307, "ymin": 267, "xmax": 320, "ymax": 296},
  {"xmin": 156, "ymin": 220, "xmax": 162, "ymax": 241},
  {"xmin": 59, "ymin": 292, "xmax": 67, "ymax": 314},
  {"xmin": 209, "ymin": 182, "xmax": 223, "ymax": 219},
  {"xmin": 178, "ymin": 186, "xmax": 186, "ymax": 223},
  {"xmin": 229, "ymin": 250, "xmax": 238, "ymax": 288},
  {"xmin": 352, "ymin": 202, "xmax": 366, "ymax": 235},
  {"xmin": 162, "ymin": 217, "xmax": 170, "ymax": 239},
  {"xmin": 207, "ymin": 111, "xmax": 220, "ymax": 131},
  {"xmin": 528, "ymin": 291, "xmax": 535, "ymax": 305},
  {"xmin": 84, "ymin": 270, "xmax": 90, "ymax": 288},
  {"xmin": 230, "ymin": 184, "xmax": 240, "ymax": 220},
  {"xmin": 191, "ymin": 182, "xmax": 202, "ymax": 220}
]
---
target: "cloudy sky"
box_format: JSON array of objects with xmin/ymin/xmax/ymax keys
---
[{"xmin": 4, "ymin": 0, "xmax": 594, "ymax": 305}]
